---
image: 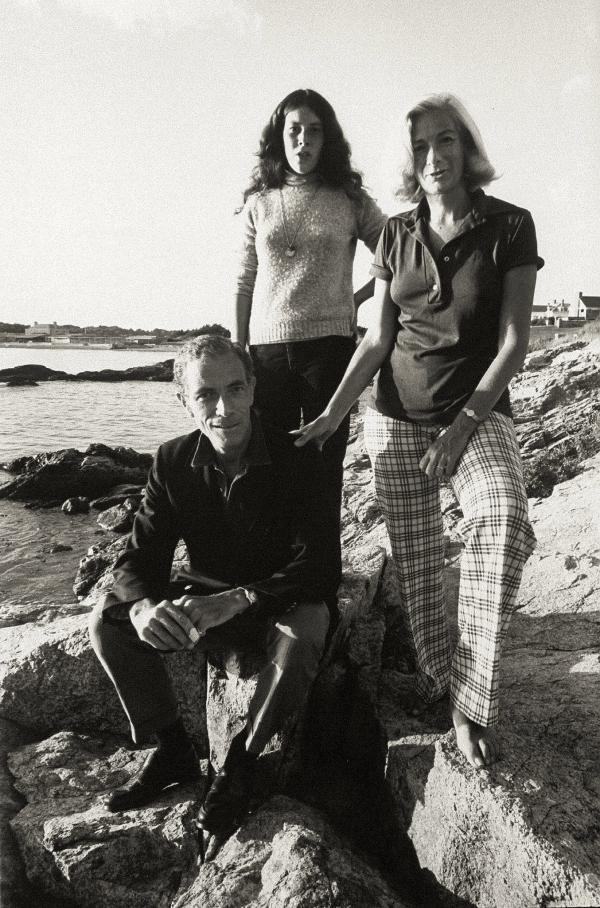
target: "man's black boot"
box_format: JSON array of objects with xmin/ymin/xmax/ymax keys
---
[
  {"xmin": 196, "ymin": 730, "xmax": 256, "ymax": 836},
  {"xmin": 107, "ymin": 724, "xmax": 200, "ymax": 812}
]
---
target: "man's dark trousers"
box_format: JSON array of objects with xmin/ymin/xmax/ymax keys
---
[{"xmin": 90, "ymin": 596, "xmax": 330, "ymax": 754}]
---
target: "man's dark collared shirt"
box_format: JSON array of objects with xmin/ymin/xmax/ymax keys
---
[
  {"xmin": 110, "ymin": 414, "xmax": 340, "ymax": 617},
  {"xmin": 369, "ymin": 190, "xmax": 544, "ymax": 426}
]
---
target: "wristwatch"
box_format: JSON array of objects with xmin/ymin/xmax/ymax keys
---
[{"xmin": 461, "ymin": 406, "xmax": 483, "ymax": 424}]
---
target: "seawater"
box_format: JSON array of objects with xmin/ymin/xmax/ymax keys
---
[
  {"xmin": 0, "ymin": 348, "xmax": 194, "ymax": 607},
  {"xmin": 0, "ymin": 347, "xmax": 193, "ymax": 463}
]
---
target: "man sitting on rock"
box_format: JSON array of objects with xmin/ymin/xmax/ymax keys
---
[{"xmin": 89, "ymin": 334, "xmax": 339, "ymax": 842}]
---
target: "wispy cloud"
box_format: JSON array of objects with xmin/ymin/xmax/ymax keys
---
[{"xmin": 15, "ymin": 0, "xmax": 262, "ymax": 35}]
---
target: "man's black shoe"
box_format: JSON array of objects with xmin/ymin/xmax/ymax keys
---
[
  {"xmin": 107, "ymin": 743, "xmax": 200, "ymax": 812},
  {"xmin": 196, "ymin": 731, "xmax": 255, "ymax": 837}
]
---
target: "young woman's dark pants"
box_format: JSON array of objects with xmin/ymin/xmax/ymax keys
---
[{"xmin": 250, "ymin": 335, "xmax": 356, "ymax": 582}]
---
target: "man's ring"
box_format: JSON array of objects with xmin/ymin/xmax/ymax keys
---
[{"xmin": 188, "ymin": 627, "xmax": 201, "ymax": 644}]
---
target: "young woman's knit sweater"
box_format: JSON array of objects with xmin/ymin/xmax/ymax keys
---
[{"xmin": 235, "ymin": 177, "xmax": 386, "ymax": 345}]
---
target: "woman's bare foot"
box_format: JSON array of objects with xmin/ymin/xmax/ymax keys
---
[{"xmin": 452, "ymin": 705, "xmax": 500, "ymax": 769}]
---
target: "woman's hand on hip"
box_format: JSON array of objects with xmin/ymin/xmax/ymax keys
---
[
  {"xmin": 419, "ymin": 416, "xmax": 477, "ymax": 479},
  {"xmin": 290, "ymin": 413, "xmax": 340, "ymax": 451}
]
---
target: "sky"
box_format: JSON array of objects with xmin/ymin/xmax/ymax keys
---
[{"xmin": 1, "ymin": 0, "xmax": 599, "ymax": 331}]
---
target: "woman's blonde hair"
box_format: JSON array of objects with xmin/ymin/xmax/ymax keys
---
[{"xmin": 396, "ymin": 93, "xmax": 497, "ymax": 203}]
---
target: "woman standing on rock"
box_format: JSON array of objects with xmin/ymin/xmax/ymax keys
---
[
  {"xmin": 233, "ymin": 88, "xmax": 386, "ymax": 579},
  {"xmin": 294, "ymin": 93, "xmax": 543, "ymax": 768}
]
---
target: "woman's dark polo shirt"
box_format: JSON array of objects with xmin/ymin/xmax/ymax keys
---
[{"xmin": 369, "ymin": 190, "xmax": 544, "ymax": 426}]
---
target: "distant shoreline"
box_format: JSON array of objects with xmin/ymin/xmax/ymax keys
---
[{"xmin": 0, "ymin": 342, "xmax": 179, "ymax": 352}]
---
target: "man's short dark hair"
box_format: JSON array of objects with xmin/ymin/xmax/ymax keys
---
[{"xmin": 173, "ymin": 335, "xmax": 254, "ymax": 400}]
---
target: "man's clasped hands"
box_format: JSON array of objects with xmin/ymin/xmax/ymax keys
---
[{"xmin": 129, "ymin": 589, "xmax": 249, "ymax": 652}]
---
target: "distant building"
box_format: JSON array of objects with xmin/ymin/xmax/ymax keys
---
[
  {"xmin": 15, "ymin": 327, "xmax": 159, "ymax": 346},
  {"xmin": 531, "ymin": 304, "xmax": 548, "ymax": 322},
  {"xmin": 576, "ymin": 292, "xmax": 600, "ymax": 321},
  {"xmin": 25, "ymin": 321, "xmax": 59, "ymax": 337},
  {"xmin": 531, "ymin": 299, "xmax": 570, "ymax": 325},
  {"xmin": 124, "ymin": 335, "xmax": 158, "ymax": 345}
]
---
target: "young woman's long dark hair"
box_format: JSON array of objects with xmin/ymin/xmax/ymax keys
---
[{"xmin": 242, "ymin": 89, "xmax": 364, "ymax": 204}]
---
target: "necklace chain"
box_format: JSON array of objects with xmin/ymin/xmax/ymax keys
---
[{"xmin": 279, "ymin": 185, "xmax": 320, "ymax": 258}]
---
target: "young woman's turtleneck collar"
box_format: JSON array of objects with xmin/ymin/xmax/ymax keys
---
[{"xmin": 283, "ymin": 170, "xmax": 322, "ymax": 187}]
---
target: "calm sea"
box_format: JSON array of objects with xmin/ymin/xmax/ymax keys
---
[
  {"xmin": 0, "ymin": 348, "xmax": 197, "ymax": 608},
  {"xmin": 0, "ymin": 347, "xmax": 193, "ymax": 464}
]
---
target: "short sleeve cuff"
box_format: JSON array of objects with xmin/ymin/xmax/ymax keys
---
[{"xmin": 504, "ymin": 254, "xmax": 545, "ymax": 273}]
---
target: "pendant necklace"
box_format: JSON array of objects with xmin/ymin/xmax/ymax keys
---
[{"xmin": 279, "ymin": 184, "xmax": 320, "ymax": 258}]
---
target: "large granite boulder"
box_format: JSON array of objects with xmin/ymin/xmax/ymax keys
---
[
  {"xmin": 8, "ymin": 732, "xmax": 201, "ymax": 908},
  {"xmin": 7, "ymin": 732, "xmax": 413, "ymax": 908},
  {"xmin": 173, "ymin": 796, "xmax": 411, "ymax": 908},
  {"xmin": 0, "ymin": 612, "xmax": 208, "ymax": 754}
]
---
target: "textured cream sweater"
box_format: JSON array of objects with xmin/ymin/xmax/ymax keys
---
[{"xmin": 235, "ymin": 179, "xmax": 386, "ymax": 345}]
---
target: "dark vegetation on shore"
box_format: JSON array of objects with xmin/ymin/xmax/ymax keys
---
[
  {"xmin": 0, "ymin": 321, "xmax": 229, "ymax": 341},
  {"xmin": 527, "ymin": 316, "xmax": 600, "ymax": 350}
]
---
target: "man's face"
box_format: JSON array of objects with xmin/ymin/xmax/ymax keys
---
[{"xmin": 181, "ymin": 352, "xmax": 255, "ymax": 459}]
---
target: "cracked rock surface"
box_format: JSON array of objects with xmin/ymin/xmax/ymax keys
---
[{"xmin": 173, "ymin": 796, "xmax": 408, "ymax": 908}]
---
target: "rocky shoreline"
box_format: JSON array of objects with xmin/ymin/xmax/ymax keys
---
[
  {"xmin": 1, "ymin": 338, "xmax": 599, "ymax": 907},
  {"xmin": 0, "ymin": 360, "xmax": 174, "ymax": 385}
]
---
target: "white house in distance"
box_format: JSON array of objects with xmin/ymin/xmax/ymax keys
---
[
  {"xmin": 531, "ymin": 293, "xmax": 600, "ymax": 325},
  {"xmin": 576, "ymin": 292, "xmax": 600, "ymax": 322},
  {"xmin": 530, "ymin": 299, "xmax": 570, "ymax": 325}
]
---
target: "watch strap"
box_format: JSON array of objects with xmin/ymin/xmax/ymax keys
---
[{"xmin": 461, "ymin": 406, "xmax": 482, "ymax": 424}]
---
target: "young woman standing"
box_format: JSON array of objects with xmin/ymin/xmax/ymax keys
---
[{"xmin": 234, "ymin": 89, "xmax": 386, "ymax": 581}]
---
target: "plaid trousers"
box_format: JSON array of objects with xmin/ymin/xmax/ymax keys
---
[{"xmin": 364, "ymin": 408, "xmax": 536, "ymax": 727}]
